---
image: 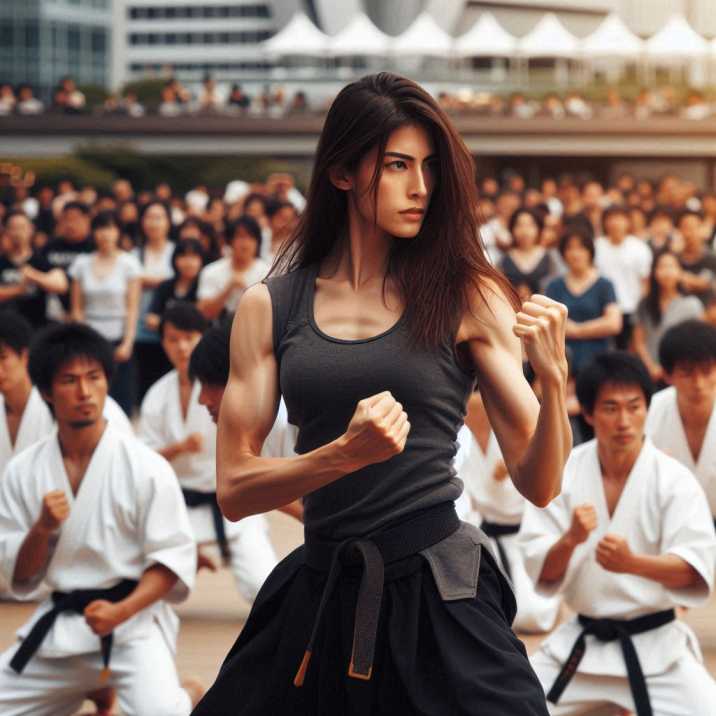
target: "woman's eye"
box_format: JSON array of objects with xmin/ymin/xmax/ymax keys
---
[{"xmin": 387, "ymin": 160, "xmax": 407, "ymax": 170}]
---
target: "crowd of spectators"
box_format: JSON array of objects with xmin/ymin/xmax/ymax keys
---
[
  {"xmin": 1, "ymin": 166, "xmax": 716, "ymax": 446},
  {"xmin": 2, "ymin": 75, "xmax": 716, "ymax": 120}
]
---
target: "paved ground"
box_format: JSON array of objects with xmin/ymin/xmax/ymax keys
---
[{"xmin": 1, "ymin": 511, "xmax": 715, "ymax": 713}]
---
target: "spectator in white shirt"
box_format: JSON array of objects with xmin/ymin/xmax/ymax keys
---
[{"xmin": 197, "ymin": 216, "xmax": 268, "ymax": 321}]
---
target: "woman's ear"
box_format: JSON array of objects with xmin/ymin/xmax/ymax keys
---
[{"xmin": 328, "ymin": 165, "xmax": 353, "ymax": 192}]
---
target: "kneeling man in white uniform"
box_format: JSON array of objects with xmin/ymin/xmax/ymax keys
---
[
  {"xmin": 0, "ymin": 322, "xmax": 199, "ymax": 716},
  {"xmin": 521, "ymin": 351, "xmax": 716, "ymax": 716}
]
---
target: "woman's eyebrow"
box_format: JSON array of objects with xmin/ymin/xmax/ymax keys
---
[{"xmin": 385, "ymin": 151, "xmax": 438, "ymax": 161}]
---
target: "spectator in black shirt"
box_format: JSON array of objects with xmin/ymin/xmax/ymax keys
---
[
  {"xmin": 0, "ymin": 211, "xmax": 68, "ymax": 327},
  {"xmin": 145, "ymin": 239, "xmax": 205, "ymax": 331},
  {"xmin": 678, "ymin": 209, "xmax": 716, "ymax": 306}
]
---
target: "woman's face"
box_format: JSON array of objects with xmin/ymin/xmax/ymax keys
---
[
  {"xmin": 94, "ymin": 224, "xmax": 119, "ymax": 254},
  {"xmin": 142, "ymin": 204, "xmax": 170, "ymax": 240},
  {"xmin": 511, "ymin": 212, "xmax": 540, "ymax": 250},
  {"xmin": 654, "ymin": 253, "xmax": 681, "ymax": 289},
  {"xmin": 346, "ymin": 123, "xmax": 437, "ymax": 240},
  {"xmin": 564, "ymin": 237, "xmax": 592, "ymax": 272},
  {"xmin": 175, "ymin": 251, "xmax": 202, "ymax": 280}
]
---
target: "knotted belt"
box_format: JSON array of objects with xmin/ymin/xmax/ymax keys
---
[
  {"xmin": 547, "ymin": 609, "xmax": 676, "ymax": 716},
  {"xmin": 182, "ymin": 488, "xmax": 230, "ymax": 563},
  {"xmin": 480, "ymin": 520, "xmax": 520, "ymax": 581},
  {"xmin": 10, "ymin": 578, "xmax": 138, "ymax": 678},
  {"xmin": 294, "ymin": 502, "xmax": 460, "ymax": 688}
]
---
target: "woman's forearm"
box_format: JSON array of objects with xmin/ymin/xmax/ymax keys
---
[
  {"xmin": 513, "ymin": 376, "xmax": 571, "ymax": 507},
  {"xmin": 574, "ymin": 312, "xmax": 621, "ymax": 340}
]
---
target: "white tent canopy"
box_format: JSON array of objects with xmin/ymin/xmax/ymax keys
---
[
  {"xmin": 262, "ymin": 12, "xmax": 330, "ymax": 56},
  {"xmin": 581, "ymin": 13, "xmax": 644, "ymax": 59},
  {"xmin": 517, "ymin": 13, "xmax": 579, "ymax": 58},
  {"xmin": 326, "ymin": 13, "xmax": 391, "ymax": 57},
  {"xmin": 391, "ymin": 11, "xmax": 454, "ymax": 57},
  {"xmin": 453, "ymin": 11, "xmax": 517, "ymax": 58},
  {"xmin": 645, "ymin": 14, "xmax": 709, "ymax": 59}
]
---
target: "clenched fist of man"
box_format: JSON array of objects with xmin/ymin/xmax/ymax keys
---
[
  {"xmin": 596, "ymin": 534, "xmax": 636, "ymax": 574},
  {"xmin": 36, "ymin": 490, "xmax": 70, "ymax": 535},
  {"xmin": 513, "ymin": 295, "xmax": 569, "ymax": 385},
  {"xmin": 568, "ymin": 504, "xmax": 598, "ymax": 545},
  {"xmin": 339, "ymin": 391, "xmax": 411, "ymax": 471}
]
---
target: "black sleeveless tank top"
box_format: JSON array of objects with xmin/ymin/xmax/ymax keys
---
[{"xmin": 264, "ymin": 264, "xmax": 475, "ymax": 539}]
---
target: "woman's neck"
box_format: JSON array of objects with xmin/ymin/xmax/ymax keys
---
[
  {"xmin": 568, "ymin": 265, "xmax": 593, "ymax": 280},
  {"xmin": 176, "ymin": 274, "xmax": 194, "ymax": 290},
  {"xmin": 146, "ymin": 235, "xmax": 166, "ymax": 250},
  {"xmin": 659, "ymin": 284, "xmax": 679, "ymax": 302},
  {"xmin": 96, "ymin": 247, "xmax": 118, "ymax": 260}
]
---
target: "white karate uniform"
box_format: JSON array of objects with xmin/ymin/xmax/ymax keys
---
[
  {"xmin": 455, "ymin": 424, "xmax": 561, "ymax": 633},
  {"xmin": 0, "ymin": 425, "xmax": 196, "ymax": 716},
  {"xmin": 645, "ymin": 386, "xmax": 716, "ymax": 518},
  {"xmin": 521, "ymin": 438, "xmax": 716, "ymax": 715},
  {"xmin": 138, "ymin": 371, "xmax": 296, "ymax": 602}
]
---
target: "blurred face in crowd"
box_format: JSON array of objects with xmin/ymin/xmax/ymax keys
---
[
  {"xmin": 155, "ymin": 183, "xmax": 172, "ymax": 201},
  {"xmin": 481, "ymin": 177, "xmax": 499, "ymax": 197},
  {"xmin": 118, "ymin": 202, "xmax": 138, "ymax": 224},
  {"xmin": 0, "ymin": 343, "xmax": 28, "ymax": 397},
  {"xmin": 511, "ymin": 211, "xmax": 540, "ymax": 250},
  {"xmin": 61, "ymin": 207, "xmax": 90, "ymax": 242},
  {"xmin": 563, "ymin": 235, "xmax": 593, "ymax": 274},
  {"xmin": 653, "ymin": 252, "xmax": 682, "ymax": 292},
  {"xmin": 585, "ymin": 382, "xmax": 647, "ymax": 456},
  {"xmin": 667, "ymin": 360, "xmax": 716, "ymax": 408},
  {"xmin": 175, "ymin": 250, "xmax": 202, "ymax": 281},
  {"xmin": 142, "ymin": 203, "xmax": 170, "ymax": 242},
  {"xmin": 93, "ymin": 222, "xmax": 120, "ymax": 256},
  {"xmin": 270, "ymin": 205, "xmax": 297, "ymax": 239},
  {"xmin": 335, "ymin": 123, "xmax": 437, "ymax": 241},
  {"xmin": 679, "ymin": 214, "xmax": 704, "ymax": 251},
  {"xmin": 648, "ymin": 213, "xmax": 673, "ymax": 243},
  {"xmin": 604, "ymin": 211, "xmax": 630, "ymax": 243},
  {"xmin": 629, "ymin": 208, "xmax": 647, "ymax": 235},
  {"xmin": 581, "ymin": 182, "xmax": 603, "ymax": 211},
  {"xmin": 524, "ymin": 189, "xmax": 542, "ymax": 209},
  {"xmin": 5, "ymin": 214, "xmax": 33, "ymax": 253},
  {"xmin": 496, "ymin": 192, "xmax": 519, "ymax": 221},
  {"xmin": 542, "ymin": 178, "xmax": 557, "ymax": 198},
  {"xmin": 702, "ymin": 194, "xmax": 716, "ymax": 218},
  {"xmin": 113, "ymin": 179, "xmax": 133, "ymax": 202},
  {"xmin": 79, "ymin": 187, "xmax": 97, "ymax": 206},
  {"xmin": 230, "ymin": 226, "xmax": 259, "ymax": 265},
  {"xmin": 161, "ymin": 322, "xmax": 202, "ymax": 376}
]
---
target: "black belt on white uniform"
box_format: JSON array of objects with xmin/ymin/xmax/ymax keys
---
[
  {"xmin": 480, "ymin": 520, "xmax": 520, "ymax": 581},
  {"xmin": 547, "ymin": 608, "xmax": 676, "ymax": 716},
  {"xmin": 10, "ymin": 578, "xmax": 138, "ymax": 676},
  {"xmin": 294, "ymin": 502, "xmax": 461, "ymax": 689},
  {"xmin": 182, "ymin": 488, "xmax": 230, "ymax": 563}
]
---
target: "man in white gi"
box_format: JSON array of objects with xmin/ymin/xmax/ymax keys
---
[
  {"xmin": 645, "ymin": 319, "xmax": 716, "ymax": 525},
  {"xmin": 0, "ymin": 322, "xmax": 199, "ymax": 716},
  {"xmin": 139, "ymin": 304, "xmax": 282, "ymax": 602},
  {"xmin": 455, "ymin": 388, "xmax": 561, "ymax": 633},
  {"xmin": 521, "ymin": 352, "xmax": 716, "ymax": 716}
]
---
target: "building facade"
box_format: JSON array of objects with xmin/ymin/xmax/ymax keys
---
[{"xmin": 0, "ymin": 0, "xmax": 111, "ymax": 99}]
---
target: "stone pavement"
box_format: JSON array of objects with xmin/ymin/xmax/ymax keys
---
[{"xmin": 1, "ymin": 511, "xmax": 714, "ymax": 713}]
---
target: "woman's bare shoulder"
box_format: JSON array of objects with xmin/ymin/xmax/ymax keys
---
[{"xmin": 457, "ymin": 276, "xmax": 518, "ymax": 345}]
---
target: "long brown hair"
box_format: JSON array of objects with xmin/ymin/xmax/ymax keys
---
[{"xmin": 272, "ymin": 72, "xmax": 518, "ymax": 348}]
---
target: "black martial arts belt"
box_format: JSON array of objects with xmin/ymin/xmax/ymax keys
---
[
  {"xmin": 547, "ymin": 609, "xmax": 676, "ymax": 716},
  {"xmin": 480, "ymin": 520, "xmax": 520, "ymax": 582},
  {"xmin": 294, "ymin": 501, "xmax": 460, "ymax": 689},
  {"xmin": 182, "ymin": 488, "xmax": 231, "ymax": 564},
  {"xmin": 10, "ymin": 578, "xmax": 138, "ymax": 679}
]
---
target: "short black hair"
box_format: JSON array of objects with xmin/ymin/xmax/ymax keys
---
[
  {"xmin": 0, "ymin": 312, "xmax": 33, "ymax": 353},
  {"xmin": 602, "ymin": 204, "xmax": 630, "ymax": 226},
  {"xmin": 677, "ymin": 208, "xmax": 703, "ymax": 227},
  {"xmin": 558, "ymin": 226, "xmax": 595, "ymax": 261},
  {"xmin": 508, "ymin": 207, "xmax": 545, "ymax": 236},
  {"xmin": 647, "ymin": 205, "xmax": 673, "ymax": 224},
  {"xmin": 576, "ymin": 351, "xmax": 653, "ymax": 415},
  {"xmin": 159, "ymin": 302, "xmax": 208, "ymax": 339},
  {"xmin": 28, "ymin": 322, "xmax": 114, "ymax": 395},
  {"xmin": 226, "ymin": 215, "xmax": 261, "ymax": 256},
  {"xmin": 4, "ymin": 209, "xmax": 31, "ymax": 225},
  {"xmin": 91, "ymin": 210, "xmax": 119, "ymax": 233},
  {"xmin": 189, "ymin": 323, "xmax": 230, "ymax": 386},
  {"xmin": 62, "ymin": 201, "xmax": 90, "ymax": 216},
  {"xmin": 659, "ymin": 320, "xmax": 716, "ymax": 373},
  {"xmin": 171, "ymin": 238, "xmax": 206, "ymax": 273}
]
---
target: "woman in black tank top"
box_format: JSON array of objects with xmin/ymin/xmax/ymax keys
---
[{"xmin": 193, "ymin": 73, "xmax": 571, "ymax": 716}]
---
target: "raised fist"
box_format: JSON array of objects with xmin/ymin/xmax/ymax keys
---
[
  {"xmin": 36, "ymin": 490, "xmax": 70, "ymax": 534},
  {"xmin": 568, "ymin": 503, "xmax": 598, "ymax": 545}
]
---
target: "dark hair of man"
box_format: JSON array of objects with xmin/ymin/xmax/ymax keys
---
[
  {"xmin": 226, "ymin": 215, "xmax": 262, "ymax": 255},
  {"xmin": 508, "ymin": 207, "xmax": 544, "ymax": 236},
  {"xmin": 159, "ymin": 302, "xmax": 209, "ymax": 340},
  {"xmin": 91, "ymin": 210, "xmax": 120, "ymax": 233},
  {"xmin": 0, "ymin": 312, "xmax": 33, "ymax": 354},
  {"xmin": 28, "ymin": 322, "xmax": 115, "ymax": 395},
  {"xmin": 243, "ymin": 193, "xmax": 266, "ymax": 214},
  {"xmin": 558, "ymin": 226, "xmax": 595, "ymax": 260},
  {"xmin": 266, "ymin": 198, "xmax": 296, "ymax": 219},
  {"xmin": 602, "ymin": 204, "xmax": 630, "ymax": 227},
  {"xmin": 188, "ymin": 323, "xmax": 230, "ymax": 386},
  {"xmin": 677, "ymin": 208, "xmax": 704, "ymax": 227},
  {"xmin": 659, "ymin": 319, "xmax": 716, "ymax": 374},
  {"xmin": 576, "ymin": 351, "xmax": 654, "ymax": 415},
  {"xmin": 62, "ymin": 201, "xmax": 90, "ymax": 216},
  {"xmin": 647, "ymin": 206, "xmax": 673, "ymax": 224}
]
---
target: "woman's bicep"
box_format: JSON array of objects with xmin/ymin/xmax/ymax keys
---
[{"xmin": 217, "ymin": 285, "xmax": 280, "ymax": 462}]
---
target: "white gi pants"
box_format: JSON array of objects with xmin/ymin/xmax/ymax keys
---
[
  {"xmin": 531, "ymin": 647, "xmax": 716, "ymax": 716},
  {"xmin": 0, "ymin": 621, "xmax": 191, "ymax": 716}
]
